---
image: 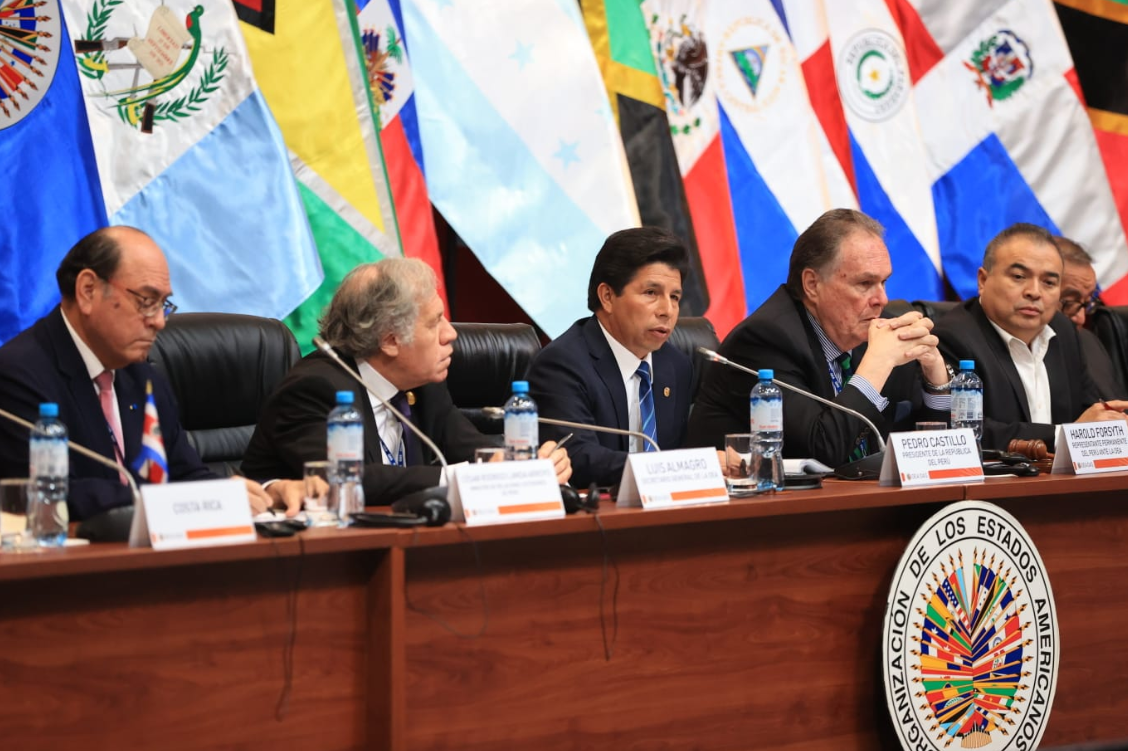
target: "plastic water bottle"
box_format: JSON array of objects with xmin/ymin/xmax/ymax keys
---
[
  {"xmin": 504, "ymin": 381, "xmax": 538, "ymax": 460},
  {"xmin": 750, "ymin": 369, "xmax": 784, "ymax": 492},
  {"xmin": 327, "ymin": 390, "xmax": 364, "ymax": 525},
  {"xmin": 951, "ymin": 360, "xmax": 984, "ymax": 450},
  {"xmin": 28, "ymin": 402, "xmax": 69, "ymax": 547}
]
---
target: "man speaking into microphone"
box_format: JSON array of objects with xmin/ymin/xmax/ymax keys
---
[
  {"xmin": 242, "ymin": 258, "xmax": 571, "ymax": 507},
  {"xmin": 688, "ymin": 209, "xmax": 950, "ymax": 468},
  {"xmin": 526, "ymin": 227, "xmax": 695, "ymax": 488}
]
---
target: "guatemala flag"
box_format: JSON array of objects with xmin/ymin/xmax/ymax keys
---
[{"xmin": 132, "ymin": 380, "xmax": 168, "ymax": 484}]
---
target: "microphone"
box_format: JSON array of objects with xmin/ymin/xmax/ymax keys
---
[
  {"xmin": 478, "ymin": 407, "xmax": 661, "ymax": 452},
  {"xmin": 696, "ymin": 347, "xmax": 887, "ymax": 480},
  {"xmin": 0, "ymin": 404, "xmax": 144, "ymax": 541},
  {"xmin": 313, "ymin": 336, "xmax": 449, "ymax": 469}
]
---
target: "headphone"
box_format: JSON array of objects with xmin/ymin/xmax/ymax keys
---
[
  {"xmin": 350, "ymin": 486, "xmax": 452, "ymax": 528},
  {"xmin": 561, "ymin": 483, "xmax": 600, "ymax": 514}
]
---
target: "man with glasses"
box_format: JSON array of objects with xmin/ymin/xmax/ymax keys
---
[
  {"xmin": 0, "ymin": 226, "xmax": 304, "ymax": 521},
  {"xmin": 933, "ymin": 224, "xmax": 1128, "ymax": 451},
  {"xmin": 1055, "ymin": 236, "xmax": 1123, "ymax": 398}
]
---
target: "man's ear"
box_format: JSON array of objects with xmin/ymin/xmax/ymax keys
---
[
  {"xmin": 597, "ymin": 282, "xmax": 615, "ymax": 313},
  {"xmin": 379, "ymin": 331, "xmax": 400, "ymax": 358},
  {"xmin": 74, "ymin": 269, "xmax": 101, "ymax": 314},
  {"xmin": 977, "ymin": 267, "xmax": 988, "ymax": 297},
  {"xmin": 801, "ymin": 268, "xmax": 820, "ymax": 303}
]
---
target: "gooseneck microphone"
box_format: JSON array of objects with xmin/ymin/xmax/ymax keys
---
[
  {"xmin": 696, "ymin": 347, "xmax": 887, "ymax": 480},
  {"xmin": 0, "ymin": 405, "xmax": 143, "ymax": 504},
  {"xmin": 313, "ymin": 336, "xmax": 449, "ymax": 468},
  {"xmin": 478, "ymin": 407, "xmax": 661, "ymax": 452}
]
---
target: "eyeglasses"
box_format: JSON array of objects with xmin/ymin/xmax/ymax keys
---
[
  {"xmin": 1059, "ymin": 293, "xmax": 1100, "ymax": 318},
  {"xmin": 103, "ymin": 278, "xmax": 177, "ymax": 319}
]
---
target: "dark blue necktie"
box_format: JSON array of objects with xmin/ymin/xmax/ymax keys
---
[
  {"xmin": 636, "ymin": 361, "xmax": 658, "ymax": 452},
  {"xmin": 390, "ymin": 391, "xmax": 415, "ymax": 466}
]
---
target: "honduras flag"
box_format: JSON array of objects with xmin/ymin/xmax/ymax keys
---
[
  {"xmin": 60, "ymin": 0, "xmax": 321, "ymax": 321},
  {"xmin": 0, "ymin": 0, "xmax": 107, "ymax": 344}
]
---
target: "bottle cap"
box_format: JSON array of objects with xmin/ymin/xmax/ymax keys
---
[
  {"xmin": 511, "ymin": 380, "xmax": 530, "ymax": 393},
  {"xmin": 39, "ymin": 402, "xmax": 59, "ymax": 418},
  {"xmin": 335, "ymin": 390, "xmax": 355, "ymax": 405},
  {"xmin": 757, "ymin": 369, "xmax": 774, "ymax": 380},
  {"xmin": 958, "ymin": 360, "xmax": 975, "ymax": 371}
]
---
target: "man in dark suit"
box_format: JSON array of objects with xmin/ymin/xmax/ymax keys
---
[
  {"xmin": 526, "ymin": 227, "xmax": 695, "ymax": 488},
  {"xmin": 1055, "ymin": 235, "xmax": 1124, "ymax": 399},
  {"xmin": 934, "ymin": 224, "xmax": 1128, "ymax": 450},
  {"xmin": 242, "ymin": 258, "xmax": 571, "ymax": 506},
  {"xmin": 688, "ymin": 209, "xmax": 950, "ymax": 468},
  {"xmin": 0, "ymin": 227, "xmax": 303, "ymax": 521}
]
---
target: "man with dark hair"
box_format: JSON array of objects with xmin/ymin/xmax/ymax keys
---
[
  {"xmin": 526, "ymin": 227, "xmax": 695, "ymax": 487},
  {"xmin": 0, "ymin": 226, "xmax": 304, "ymax": 521},
  {"xmin": 243, "ymin": 258, "xmax": 571, "ymax": 506},
  {"xmin": 1054, "ymin": 236, "xmax": 1123, "ymax": 398},
  {"xmin": 934, "ymin": 223, "xmax": 1127, "ymax": 449},
  {"xmin": 688, "ymin": 209, "xmax": 950, "ymax": 467}
]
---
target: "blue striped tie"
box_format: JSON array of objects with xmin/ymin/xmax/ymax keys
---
[{"xmin": 636, "ymin": 361, "xmax": 658, "ymax": 452}]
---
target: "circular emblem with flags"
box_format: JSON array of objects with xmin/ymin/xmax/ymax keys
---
[
  {"xmin": 838, "ymin": 29, "xmax": 909, "ymax": 122},
  {"xmin": 0, "ymin": 0, "xmax": 62, "ymax": 129},
  {"xmin": 715, "ymin": 15, "xmax": 791, "ymax": 117},
  {"xmin": 883, "ymin": 501, "xmax": 1059, "ymax": 751}
]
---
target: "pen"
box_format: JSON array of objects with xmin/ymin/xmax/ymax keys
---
[{"xmin": 554, "ymin": 432, "xmax": 575, "ymax": 450}]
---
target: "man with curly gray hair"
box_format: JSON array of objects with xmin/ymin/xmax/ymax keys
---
[{"xmin": 243, "ymin": 258, "xmax": 571, "ymax": 506}]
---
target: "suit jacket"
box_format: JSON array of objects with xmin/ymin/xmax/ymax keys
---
[
  {"xmin": 526, "ymin": 317, "xmax": 694, "ymax": 487},
  {"xmin": 687, "ymin": 286, "xmax": 943, "ymax": 466},
  {"xmin": 242, "ymin": 350, "xmax": 493, "ymax": 506},
  {"xmin": 1079, "ymin": 326, "xmax": 1125, "ymax": 400},
  {"xmin": 0, "ymin": 307, "xmax": 211, "ymax": 521},
  {"xmin": 934, "ymin": 298, "xmax": 1098, "ymax": 450}
]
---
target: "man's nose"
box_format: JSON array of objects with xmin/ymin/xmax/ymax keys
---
[{"xmin": 440, "ymin": 317, "xmax": 456, "ymax": 344}]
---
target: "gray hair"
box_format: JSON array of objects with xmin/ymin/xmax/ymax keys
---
[
  {"xmin": 1054, "ymin": 235, "xmax": 1093, "ymax": 267},
  {"xmin": 318, "ymin": 258, "xmax": 437, "ymax": 359},
  {"xmin": 785, "ymin": 209, "xmax": 884, "ymax": 299},
  {"xmin": 982, "ymin": 223, "xmax": 1059, "ymax": 271}
]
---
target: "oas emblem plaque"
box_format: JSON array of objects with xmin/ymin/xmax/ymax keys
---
[{"xmin": 883, "ymin": 501, "xmax": 1058, "ymax": 751}]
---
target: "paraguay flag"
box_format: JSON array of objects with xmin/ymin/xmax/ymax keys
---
[{"xmin": 132, "ymin": 380, "xmax": 168, "ymax": 484}]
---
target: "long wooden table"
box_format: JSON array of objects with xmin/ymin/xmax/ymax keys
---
[{"xmin": 1, "ymin": 474, "xmax": 1126, "ymax": 750}]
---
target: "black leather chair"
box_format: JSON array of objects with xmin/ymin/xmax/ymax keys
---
[
  {"xmin": 1089, "ymin": 304, "xmax": 1128, "ymax": 392},
  {"xmin": 669, "ymin": 316, "xmax": 720, "ymax": 399},
  {"xmin": 148, "ymin": 313, "xmax": 301, "ymax": 476},
  {"xmin": 448, "ymin": 322, "xmax": 542, "ymax": 434},
  {"xmin": 912, "ymin": 300, "xmax": 958, "ymax": 320}
]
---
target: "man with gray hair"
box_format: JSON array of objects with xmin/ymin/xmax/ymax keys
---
[
  {"xmin": 688, "ymin": 208, "xmax": 950, "ymax": 468},
  {"xmin": 243, "ymin": 258, "xmax": 571, "ymax": 506}
]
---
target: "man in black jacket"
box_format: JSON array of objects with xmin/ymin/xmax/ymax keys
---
[{"xmin": 243, "ymin": 258, "xmax": 570, "ymax": 506}]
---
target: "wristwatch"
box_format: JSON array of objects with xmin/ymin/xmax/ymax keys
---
[{"xmin": 923, "ymin": 363, "xmax": 955, "ymax": 395}]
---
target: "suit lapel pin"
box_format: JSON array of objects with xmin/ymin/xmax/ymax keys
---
[
  {"xmin": 406, "ymin": 391, "xmax": 416, "ymax": 406},
  {"xmin": 663, "ymin": 387, "xmax": 670, "ymax": 397}
]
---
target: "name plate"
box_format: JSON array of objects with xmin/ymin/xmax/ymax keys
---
[
  {"xmin": 616, "ymin": 448, "xmax": 728, "ymax": 509},
  {"xmin": 129, "ymin": 478, "xmax": 255, "ymax": 549},
  {"xmin": 880, "ymin": 429, "xmax": 984, "ymax": 487},
  {"xmin": 448, "ymin": 459, "xmax": 564, "ymax": 526},
  {"xmin": 1052, "ymin": 420, "xmax": 1128, "ymax": 474}
]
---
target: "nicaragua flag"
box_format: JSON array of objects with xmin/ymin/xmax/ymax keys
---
[
  {"xmin": 908, "ymin": 0, "xmax": 1128, "ymax": 299},
  {"xmin": 132, "ymin": 380, "xmax": 168, "ymax": 484},
  {"xmin": 356, "ymin": 0, "xmax": 448, "ymax": 308},
  {"xmin": 404, "ymin": 0, "xmax": 640, "ymax": 339},
  {"xmin": 0, "ymin": 0, "xmax": 107, "ymax": 344},
  {"xmin": 60, "ymin": 0, "xmax": 321, "ymax": 321}
]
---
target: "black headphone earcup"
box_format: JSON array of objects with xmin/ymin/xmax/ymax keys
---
[
  {"xmin": 560, "ymin": 485, "xmax": 582, "ymax": 514},
  {"xmin": 421, "ymin": 497, "xmax": 452, "ymax": 526}
]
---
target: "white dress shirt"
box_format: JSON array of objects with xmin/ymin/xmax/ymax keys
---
[
  {"xmin": 357, "ymin": 361, "xmax": 405, "ymax": 465},
  {"xmin": 598, "ymin": 322, "xmax": 654, "ymax": 453},
  {"xmin": 987, "ymin": 320, "xmax": 1056, "ymax": 425}
]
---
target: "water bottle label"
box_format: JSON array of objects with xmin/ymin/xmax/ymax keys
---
[
  {"xmin": 953, "ymin": 391, "xmax": 983, "ymax": 422},
  {"xmin": 327, "ymin": 424, "xmax": 364, "ymax": 463},
  {"xmin": 750, "ymin": 400, "xmax": 783, "ymax": 432},
  {"xmin": 30, "ymin": 439, "xmax": 68, "ymax": 478},
  {"xmin": 504, "ymin": 413, "xmax": 538, "ymax": 449}
]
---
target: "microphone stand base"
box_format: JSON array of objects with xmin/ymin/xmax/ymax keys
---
[{"xmin": 833, "ymin": 451, "xmax": 885, "ymax": 481}]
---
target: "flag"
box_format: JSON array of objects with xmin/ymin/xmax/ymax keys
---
[
  {"xmin": 581, "ymin": 0, "xmax": 718, "ymax": 330},
  {"xmin": 60, "ymin": 0, "xmax": 321, "ymax": 321},
  {"xmin": 403, "ymin": 0, "xmax": 639, "ymax": 339},
  {"xmin": 238, "ymin": 0, "xmax": 403, "ymax": 352},
  {"xmin": 132, "ymin": 380, "xmax": 168, "ymax": 484},
  {"xmin": 356, "ymin": 0, "xmax": 447, "ymax": 306},
  {"xmin": 0, "ymin": 0, "xmax": 106, "ymax": 344},
  {"xmin": 909, "ymin": 0, "xmax": 1128, "ymax": 298},
  {"xmin": 1054, "ymin": 0, "xmax": 1128, "ymax": 301}
]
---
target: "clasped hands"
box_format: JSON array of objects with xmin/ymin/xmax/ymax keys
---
[{"xmin": 860, "ymin": 311, "xmax": 948, "ymax": 388}]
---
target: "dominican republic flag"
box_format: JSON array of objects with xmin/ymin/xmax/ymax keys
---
[{"xmin": 132, "ymin": 380, "xmax": 168, "ymax": 484}]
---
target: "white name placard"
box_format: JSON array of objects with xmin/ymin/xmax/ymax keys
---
[
  {"xmin": 447, "ymin": 459, "xmax": 564, "ymax": 526},
  {"xmin": 1052, "ymin": 420, "xmax": 1128, "ymax": 474},
  {"xmin": 616, "ymin": 448, "xmax": 728, "ymax": 509},
  {"xmin": 129, "ymin": 478, "xmax": 255, "ymax": 549},
  {"xmin": 879, "ymin": 429, "xmax": 984, "ymax": 487}
]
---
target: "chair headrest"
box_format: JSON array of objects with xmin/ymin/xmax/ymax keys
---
[
  {"xmin": 448, "ymin": 323, "xmax": 542, "ymax": 409},
  {"xmin": 668, "ymin": 316, "xmax": 720, "ymax": 362}
]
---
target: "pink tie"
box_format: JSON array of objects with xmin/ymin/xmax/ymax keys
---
[{"xmin": 94, "ymin": 370, "xmax": 127, "ymax": 483}]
